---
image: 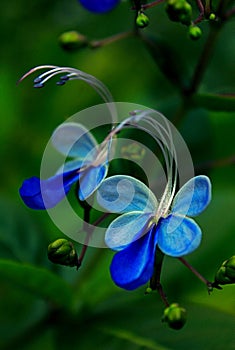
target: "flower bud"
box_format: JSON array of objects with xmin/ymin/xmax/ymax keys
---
[
  {"xmin": 162, "ymin": 303, "xmax": 187, "ymax": 330},
  {"xmin": 136, "ymin": 11, "xmax": 149, "ymax": 29},
  {"xmin": 48, "ymin": 239, "xmax": 79, "ymax": 267},
  {"xmin": 166, "ymin": 0, "xmax": 192, "ymax": 25},
  {"xmin": 58, "ymin": 31, "xmax": 88, "ymax": 51},
  {"xmin": 209, "ymin": 13, "xmax": 216, "ymax": 21},
  {"xmin": 215, "ymin": 256, "xmax": 235, "ymax": 285},
  {"xmin": 188, "ymin": 26, "xmax": 202, "ymax": 40}
]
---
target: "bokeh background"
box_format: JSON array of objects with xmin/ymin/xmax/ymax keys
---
[{"xmin": 1, "ymin": 0, "xmax": 235, "ymax": 349}]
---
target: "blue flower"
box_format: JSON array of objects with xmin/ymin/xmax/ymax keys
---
[
  {"xmin": 97, "ymin": 175, "xmax": 211, "ymax": 290},
  {"xmin": 79, "ymin": 0, "xmax": 120, "ymax": 13},
  {"xmin": 20, "ymin": 122, "xmax": 110, "ymax": 210}
]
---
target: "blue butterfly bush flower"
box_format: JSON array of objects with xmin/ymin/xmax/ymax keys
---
[
  {"xmin": 79, "ymin": 0, "xmax": 120, "ymax": 13},
  {"xmin": 20, "ymin": 122, "xmax": 111, "ymax": 210},
  {"xmin": 97, "ymin": 174, "xmax": 211, "ymax": 290},
  {"xmin": 19, "ymin": 65, "xmax": 120, "ymax": 210}
]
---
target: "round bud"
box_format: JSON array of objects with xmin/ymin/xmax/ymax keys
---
[
  {"xmin": 79, "ymin": 0, "xmax": 120, "ymax": 13},
  {"xmin": 162, "ymin": 303, "xmax": 187, "ymax": 330},
  {"xmin": 136, "ymin": 12, "xmax": 150, "ymax": 29},
  {"xmin": 209, "ymin": 13, "xmax": 216, "ymax": 21},
  {"xmin": 145, "ymin": 287, "xmax": 153, "ymax": 294},
  {"xmin": 47, "ymin": 239, "xmax": 79, "ymax": 267},
  {"xmin": 188, "ymin": 26, "xmax": 202, "ymax": 40},
  {"xmin": 58, "ymin": 31, "xmax": 88, "ymax": 51},
  {"xmin": 214, "ymin": 256, "xmax": 235, "ymax": 285}
]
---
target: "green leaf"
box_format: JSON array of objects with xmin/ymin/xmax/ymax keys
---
[
  {"xmin": 0, "ymin": 259, "xmax": 74, "ymax": 311},
  {"xmin": 192, "ymin": 93, "xmax": 235, "ymax": 112},
  {"xmin": 141, "ymin": 34, "xmax": 188, "ymax": 89},
  {"xmin": 0, "ymin": 197, "xmax": 47, "ymax": 264},
  {"xmin": 101, "ymin": 327, "xmax": 172, "ymax": 350}
]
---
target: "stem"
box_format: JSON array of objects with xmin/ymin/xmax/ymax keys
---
[
  {"xmin": 89, "ymin": 31, "xmax": 133, "ymax": 49},
  {"xmin": 178, "ymin": 257, "xmax": 212, "ymax": 290},
  {"xmin": 196, "ymin": 0, "xmax": 205, "ymax": 15},
  {"xmin": 150, "ymin": 248, "xmax": 169, "ymax": 306},
  {"xmin": 224, "ymin": 6, "xmax": 235, "ymax": 20},
  {"xmin": 196, "ymin": 153, "xmax": 235, "ymax": 171},
  {"xmin": 77, "ymin": 211, "xmax": 111, "ymax": 266},
  {"xmin": 140, "ymin": 0, "xmax": 165, "ymax": 10},
  {"xmin": 205, "ymin": 0, "xmax": 211, "ymax": 17},
  {"xmin": 185, "ymin": 23, "xmax": 221, "ymax": 95}
]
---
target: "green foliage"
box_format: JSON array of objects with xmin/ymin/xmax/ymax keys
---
[{"xmin": 0, "ymin": 259, "xmax": 74, "ymax": 311}]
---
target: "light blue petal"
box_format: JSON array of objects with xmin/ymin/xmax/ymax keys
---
[
  {"xmin": 52, "ymin": 122, "xmax": 98, "ymax": 159},
  {"xmin": 78, "ymin": 164, "xmax": 108, "ymax": 201},
  {"xmin": 110, "ymin": 226, "xmax": 158, "ymax": 290},
  {"xmin": 56, "ymin": 158, "xmax": 89, "ymax": 174},
  {"xmin": 157, "ymin": 214, "xmax": 202, "ymax": 257},
  {"xmin": 105, "ymin": 211, "xmax": 153, "ymax": 251},
  {"xmin": 171, "ymin": 175, "xmax": 212, "ymax": 217},
  {"xmin": 97, "ymin": 175, "xmax": 158, "ymax": 213}
]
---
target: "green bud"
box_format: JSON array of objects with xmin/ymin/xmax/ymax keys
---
[
  {"xmin": 162, "ymin": 303, "xmax": 187, "ymax": 330},
  {"xmin": 136, "ymin": 11, "xmax": 149, "ymax": 28},
  {"xmin": 145, "ymin": 287, "xmax": 153, "ymax": 294},
  {"xmin": 188, "ymin": 26, "xmax": 202, "ymax": 40},
  {"xmin": 209, "ymin": 13, "xmax": 216, "ymax": 21},
  {"xmin": 48, "ymin": 239, "xmax": 79, "ymax": 267},
  {"xmin": 166, "ymin": 0, "xmax": 192, "ymax": 25},
  {"xmin": 58, "ymin": 31, "xmax": 88, "ymax": 51},
  {"xmin": 225, "ymin": 256, "xmax": 235, "ymax": 279},
  {"xmin": 215, "ymin": 256, "xmax": 235, "ymax": 285}
]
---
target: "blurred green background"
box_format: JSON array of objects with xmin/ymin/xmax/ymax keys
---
[{"xmin": 1, "ymin": 0, "xmax": 235, "ymax": 349}]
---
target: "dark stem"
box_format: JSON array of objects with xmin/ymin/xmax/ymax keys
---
[
  {"xmin": 196, "ymin": 153, "xmax": 235, "ymax": 171},
  {"xmin": 224, "ymin": 6, "xmax": 235, "ymax": 20},
  {"xmin": 178, "ymin": 257, "xmax": 212, "ymax": 291},
  {"xmin": 205, "ymin": 0, "xmax": 211, "ymax": 17},
  {"xmin": 150, "ymin": 248, "xmax": 169, "ymax": 306},
  {"xmin": 89, "ymin": 31, "xmax": 133, "ymax": 49},
  {"xmin": 77, "ymin": 212, "xmax": 112, "ymax": 266},
  {"xmin": 184, "ymin": 22, "xmax": 221, "ymax": 96},
  {"xmin": 140, "ymin": 0, "xmax": 165, "ymax": 10}
]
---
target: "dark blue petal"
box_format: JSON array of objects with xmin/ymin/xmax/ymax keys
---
[
  {"xmin": 110, "ymin": 226, "xmax": 158, "ymax": 290},
  {"xmin": 157, "ymin": 214, "xmax": 202, "ymax": 257},
  {"xmin": 19, "ymin": 170, "xmax": 80, "ymax": 210},
  {"xmin": 78, "ymin": 164, "xmax": 108, "ymax": 201},
  {"xmin": 79, "ymin": 0, "xmax": 120, "ymax": 13},
  {"xmin": 172, "ymin": 175, "xmax": 211, "ymax": 217}
]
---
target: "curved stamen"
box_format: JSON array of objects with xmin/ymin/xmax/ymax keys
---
[{"xmin": 18, "ymin": 65, "xmax": 117, "ymax": 125}]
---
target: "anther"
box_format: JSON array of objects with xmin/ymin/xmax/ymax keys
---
[{"xmin": 33, "ymin": 82, "xmax": 45, "ymax": 88}]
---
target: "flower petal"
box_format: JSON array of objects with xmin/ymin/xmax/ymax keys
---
[
  {"xmin": 56, "ymin": 159, "xmax": 88, "ymax": 175},
  {"xmin": 52, "ymin": 122, "xmax": 98, "ymax": 159},
  {"xmin": 157, "ymin": 214, "xmax": 202, "ymax": 257},
  {"xmin": 110, "ymin": 226, "xmax": 158, "ymax": 290},
  {"xmin": 105, "ymin": 211, "xmax": 153, "ymax": 251},
  {"xmin": 19, "ymin": 170, "xmax": 80, "ymax": 209},
  {"xmin": 97, "ymin": 175, "xmax": 158, "ymax": 213},
  {"xmin": 172, "ymin": 175, "xmax": 211, "ymax": 217},
  {"xmin": 78, "ymin": 164, "xmax": 108, "ymax": 201}
]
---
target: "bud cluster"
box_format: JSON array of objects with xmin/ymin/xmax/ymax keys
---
[{"xmin": 165, "ymin": 0, "xmax": 192, "ymax": 26}]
